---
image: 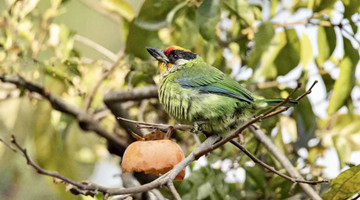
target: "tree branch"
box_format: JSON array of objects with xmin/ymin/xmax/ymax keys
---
[
  {"xmin": 79, "ymin": 0, "xmax": 120, "ymax": 23},
  {"xmin": 249, "ymin": 127, "xmax": 323, "ymax": 200},
  {"xmin": 1, "ymin": 134, "xmax": 220, "ymax": 198},
  {"xmin": 167, "ymin": 181, "xmax": 181, "ymax": 200},
  {"xmin": 103, "ymin": 85, "xmax": 158, "ymax": 138},
  {"xmin": 262, "ymin": 80, "xmax": 318, "ymax": 120},
  {"xmin": 104, "ymin": 85, "xmax": 158, "ymax": 103},
  {"xmin": 1, "ymin": 78, "xmax": 326, "ymax": 199},
  {"xmin": 74, "ymin": 34, "xmax": 118, "ymax": 62},
  {"xmin": 229, "ymin": 140, "xmax": 326, "ymax": 185},
  {"xmin": 116, "ymin": 117, "xmax": 193, "ymax": 131},
  {"xmin": 0, "ymin": 74, "xmax": 128, "ymax": 151},
  {"xmin": 83, "ymin": 50, "xmax": 125, "ymax": 111},
  {"xmin": 115, "ymin": 81, "xmax": 328, "ymax": 186}
]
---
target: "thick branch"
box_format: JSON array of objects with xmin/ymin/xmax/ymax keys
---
[
  {"xmin": 104, "ymin": 85, "xmax": 158, "ymax": 103},
  {"xmin": 103, "ymin": 85, "xmax": 158, "ymax": 137},
  {"xmin": 0, "ymin": 74, "xmax": 128, "ymax": 150}
]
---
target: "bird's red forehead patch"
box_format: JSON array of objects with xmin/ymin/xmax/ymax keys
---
[
  {"xmin": 164, "ymin": 46, "xmax": 175, "ymax": 56},
  {"xmin": 164, "ymin": 46, "xmax": 190, "ymax": 56}
]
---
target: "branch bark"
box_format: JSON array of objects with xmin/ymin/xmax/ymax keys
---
[
  {"xmin": 103, "ymin": 85, "xmax": 158, "ymax": 137},
  {"xmin": 250, "ymin": 126, "xmax": 322, "ymax": 200},
  {"xmin": 0, "ymin": 74, "xmax": 128, "ymax": 151},
  {"xmin": 104, "ymin": 85, "xmax": 158, "ymax": 103}
]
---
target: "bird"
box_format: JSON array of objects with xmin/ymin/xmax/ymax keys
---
[{"xmin": 146, "ymin": 46, "xmax": 297, "ymax": 135}]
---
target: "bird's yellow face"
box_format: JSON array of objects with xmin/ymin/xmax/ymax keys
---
[{"xmin": 147, "ymin": 46, "xmax": 197, "ymax": 75}]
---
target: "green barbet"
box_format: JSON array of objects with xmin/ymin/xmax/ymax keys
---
[{"xmin": 146, "ymin": 46, "xmax": 297, "ymax": 135}]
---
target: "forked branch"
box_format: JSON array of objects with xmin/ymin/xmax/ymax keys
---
[{"xmin": 0, "ymin": 80, "xmax": 327, "ymax": 200}]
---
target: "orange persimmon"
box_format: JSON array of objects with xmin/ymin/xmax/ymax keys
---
[{"xmin": 121, "ymin": 130, "xmax": 185, "ymax": 180}]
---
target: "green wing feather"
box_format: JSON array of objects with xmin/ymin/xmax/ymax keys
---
[{"xmin": 174, "ymin": 63, "xmax": 254, "ymax": 104}]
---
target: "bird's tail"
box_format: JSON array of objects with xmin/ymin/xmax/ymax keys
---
[{"xmin": 257, "ymin": 98, "xmax": 298, "ymax": 107}]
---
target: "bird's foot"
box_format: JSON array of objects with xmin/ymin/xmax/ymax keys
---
[{"xmin": 191, "ymin": 121, "xmax": 206, "ymax": 133}]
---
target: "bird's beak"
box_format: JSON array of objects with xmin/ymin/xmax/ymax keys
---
[{"xmin": 146, "ymin": 47, "xmax": 169, "ymax": 63}]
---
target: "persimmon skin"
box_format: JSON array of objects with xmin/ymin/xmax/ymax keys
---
[{"xmin": 121, "ymin": 139, "xmax": 185, "ymax": 180}]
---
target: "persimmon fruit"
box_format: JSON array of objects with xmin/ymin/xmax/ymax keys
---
[{"xmin": 121, "ymin": 130, "xmax": 185, "ymax": 180}]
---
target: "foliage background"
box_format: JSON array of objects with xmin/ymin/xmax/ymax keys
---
[{"xmin": 0, "ymin": 0, "xmax": 359, "ymax": 199}]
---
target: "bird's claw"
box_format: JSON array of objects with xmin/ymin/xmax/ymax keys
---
[{"xmin": 192, "ymin": 121, "xmax": 206, "ymax": 133}]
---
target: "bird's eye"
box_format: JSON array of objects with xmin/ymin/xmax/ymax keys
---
[{"xmin": 173, "ymin": 54, "xmax": 178, "ymax": 58}]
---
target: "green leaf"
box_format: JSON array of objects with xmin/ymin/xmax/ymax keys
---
[
  {"xmin": 313, "ymin": 0, "xmax": 337, "ymax": 12},
  {"xmin": 223, "ymin": 0, "xmax": 259, "ymax": 25},
  {"xmin": 166, "ymin": 1, "xmax": 188, "ymax": 25},
  {"xmin": 320, "ymin": 114, "xmax": 360, "ymax": 168},
  {"xmin": 125, "ymin": 0, "xmax": 179, "ymax": 58},
  {"xmin": 134, "ymin": 0, "xmax": 178, "ymax": 30},
  {"xmin": 327, "ymin": 38, "xmax": 358, "ymax": 114},
  {"xmin": 270, "ymin": 0, "xmax": 278, "ymax": 17},
  {"xmin": 322, "ymin": 72, "xmax": 335, "ymax": 93},
  {"xmin": 101, "ymin": 0, "xmax": 135, "ymax": 21},
  {"xmin": 316, "ymin": 26, "xmax": 336, "ymax": 66},
  {"xmin": 197, "ymin": 182, "xmax": 212, "ymax": 199},
  {"xmin": 196, "ymin": 0, "xmax": 221, "ymax": 41},
  {"xmin": 167, "ymin": 11, "xmax": 200, "ymax": 49},
  {"xmin": 248, "ymin": 23, "xmax": 275, "ymax": 69},
  {"xmin": 63, "ymin": 59, "xmax": 81, "ymax": 76},
  {"xmin": 300, "ymin": 33, "xmax": 313, "ymax": 69},
  {"xmin": 125, "ymin": 23, "xmax": 160, "ymax": 59},
  {"xmin": 274, "ymin": 28, "xmax": 300, "ymax": 75},
  {"xmin": 44, "ymin": 65, "xmax": 74, "ymax": 86},
  {"xmin": 252, "ymin": 30, "xmax": 286, "ymax": 80},
  {"xmin": 333, "ymin": 135, "xmax": 352, "ymax": 169},
  {"xmin": 342, "ymin": 0, "xmax": 360, "ymax": 19},
  {"xmin": 244, "ymin": 164, "xmax": 266, "ymax": 195},
  {"xmin": 323, "ymin": 165, "xmax": 360, "ymax": 200},
  {"xmin": 176, "ymin": 165, "xmax": 232, "ymax": 199}
]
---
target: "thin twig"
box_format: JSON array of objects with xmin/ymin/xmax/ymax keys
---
[
  {"xmin": 0, "ymin": 137, "xmax": 17, "ymax": 152},
  {"xmin": 229, "ymin": 140, "xmax": 327, "ymax": 185},
  {"xmin": 262, "ymin": 80, "xmax": 318, "ymax": 120},
  {"xmin": 167, "ymin": 181, "xmax": 181, "ymax": 200},
  {"xmin": 261, "ymin": 82, "xmax": 301, "ymax": 119},
  {"xmin": 74, "ymin": 34, "xmax": 118, "ymax": 62},
  {"xmin": 289, "ymin": 182, "xmax": 298, "ymax": 195},
  {"xmin": 79, "ymin": 0, "xmax": 120, "ymax": 23},
  {"xmin": 295, "ymin": 80, "xmax": 318, "ymax": 101},
  {"xmin": 249, "ymin": 127, "xmax": 324, "ymax": 200},
  {"xmin": 116, "ymin": 117, "xmax": 193, "ymax": 131},
  {"xmin": 351, "ymin": 193, "xmax": 360, "ymax": 200},
  {"xmin": 83, "ymin": 50, "xmax": 125, "ymax": 111}
]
